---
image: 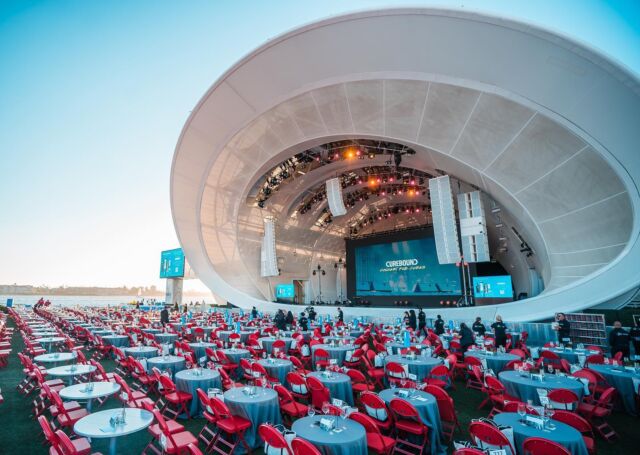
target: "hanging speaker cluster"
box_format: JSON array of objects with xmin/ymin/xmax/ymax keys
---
[
  {"xmin": 325, "ymin": 177, "xmax": 347, "ymax": 217},
  {"xmin": 428, "ymin": 175, "xmax": 461, "ymax": 264},
  {"xmin": 458, "ymin": 191, "xmax": 490, "ymax": 263},
  {"xmin": 260, "ymin": 216, "xmax": 279, "ymax": 277}
]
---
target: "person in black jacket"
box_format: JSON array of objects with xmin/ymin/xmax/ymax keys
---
[
  {"xmin": 554, "ymin": 313, "xmax": 571, "ymax": 343},
  {"xmin": 408, "ymin": 310, "xmax": 417, "ymax": 331},
  {"xmin": 434, "ymin": 315, "xmax": 445, "ymax": 335},
  {"xmin": 160, "ymin": 306, "xmax": 169, "ymax": 326},
  {"xmin": 251, "ymin": 306, "xmax": 258, "ymax": 319},
  {"xmin": 609, "ymin": 321, "xmax": 630, "ymax": 358},
  {"xmin": 472, "ymin": 317, "xmax": 486, "ymax": 336},
  {"xmin": 299, "ymin": 312, "xmax": 309, "ymax": 331},
  {"xmin": 491, "ymin": 315, "xmax": 507, "ymax": 348},
  {"xmin": 418, "ymin": 308, "xmax": 426, "ymax": 331},
  {"xmin": 337, "ymin": 307, "xmax": 344, "ymax": 323},
  {"xmin": 308, "ymin": 307, "xmax": 316, "ymax": 322},
  {"xmin": 630, "ymin": 320, "xmax": 640, "ymax": 357},
  {"xmin": 285, "ymin": 310, "xmax": 294, "ymax": 328},
  {"xmin": 459, "ymin": 323, "xmax": 475, "ymax": 352},
  {"xmin": 274, "ymin": 310, "xmax": 286, "ymax": 331}
]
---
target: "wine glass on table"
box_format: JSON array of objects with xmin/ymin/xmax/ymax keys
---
[
  {"xmin": 517, "ymin": 402, "xmax": 527, "ymax": 424},
  {"xmin": 322, "ymin": 402, "xmax": 330, "ymax": 415},
  {"xmin": 400, "ymin": 378, "xmax": 407, "ymax": 389},
  {"xmin": 545, "ymin": 404, "xmax": 556, "ymax": 430}
]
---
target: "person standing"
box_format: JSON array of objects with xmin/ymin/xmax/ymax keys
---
[
  {"xmin": 173, "ymin": 302, "xmax": 179, "ymax": 313},
  {"xmin": 472, "ymin": 317, "xmax": 486, "ymax": 336},
  {"xmin": 308, "ymin": 307, "xmax": 316, "ymax": 322},
  {"xmin": 459, "ymin": 323, "xmax": 475, "ymax": 352},
  {"xmin": 408, "ymin": 310, "xmax": 417, "ymax": 331},
  {"xmin": 251, "ymin": 306, "xmax": 258, "ymax": 319},
  {"xmin": 274, "ymin": 309, "xmax": 286, "ymax": 331},
  {"xmin": 403, "ymin": 311, "xmax": 410, "ymax": 328},
  {"xmin": 299, "ymin": 312, "xmax": 309, "ymax": 331},
  {"xmin": 285, "ymin": 310, "xmax": 294, "ymax": 329},
  {"xmin": 554, "ymin": 313, "xmax": 571, "ymax": 343},
  {"xmin": 491, "ymin": 315, "xmax": 507, "ymax": 348},
  {"xmin": 434, "ymin": 314, "xmax": 445, "ymax": 335},
  {"xmin": 337, "ymin": 307, "xmax": 344, "ymax": 324},
  {"xmin": 160, "ymin": 305, "xmax": 170, "ymax": 326},
  {"xmin": 630, "ymin": 320, "xmax": 640, "ymax": 358},
  {"xmin": 609, "ymin": 321, "xmax": 631, "ymax": 359},
  {"xmin": 418, "ymin": 308, "xmax": 426, "ymax": 332}
]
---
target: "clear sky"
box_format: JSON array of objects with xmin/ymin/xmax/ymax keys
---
[{"xmin": 1, "ymin": 0, "xmax": 638, "ymax": 291}]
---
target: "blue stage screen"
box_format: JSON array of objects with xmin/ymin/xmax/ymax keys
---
[
  {"xmin": 275, "ymin": 284, "xmax": 295, "ymax": 301},
  {"xmin": 473, "ymin": 275, "xmax": 513, "ymax": 299},
  {"xmin": 159, "ymin": 248, "xmax": 185, "ymax": 278},
  {"xmin": 354, "ymin": 237, "xmax": 461, "ymax": 296}
]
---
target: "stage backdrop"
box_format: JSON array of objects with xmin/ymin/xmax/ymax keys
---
[{"xmin": 346, "ymin": 228, "xmax": 461, "ymax": 303}]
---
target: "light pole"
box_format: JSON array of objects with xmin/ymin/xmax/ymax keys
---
[{"xmin": 312, "ymin": 264, "xmax": 326, "ymax": 303}]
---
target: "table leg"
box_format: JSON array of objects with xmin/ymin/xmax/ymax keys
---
[
  {"xmin": 109, "ymin": 437, "xmax": 117, "ymax": 455},
  {"xmin": 86, "ymin": 398, "xmax": 93, "ymax": 412}
]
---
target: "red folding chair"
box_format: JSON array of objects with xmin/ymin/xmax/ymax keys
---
[
  {"xmin": 552, "ymin": 410, "xmax": 596, "ymax": 455},
  {"xmin": 469, "ymin": 421, "xmax": 515, "ymax": 455},
  {"xmin": 210, "ymin": 397, "xmax": 252, "ymax": 454},
  {"xmin": 389, "ymin": 398, "xmax": 430, "ymax": 454},
  {"xmin": 577, "ymin": 387, "xmax": 618, "ymax": 442},
  {"xmin": 275, "ymin": 384, "xmax": 308, "ymax": 426},
  {"xmin": 522, "ymin": 437, "xmax": 570, "ymax": 455},
  {"xmin": 259, "ymin": 423, "xmax": 293, "ymax": 455},
  {"xmin": 157, "ymin": 374, "xmax": 193, "ymax": 419},
  {"xmin": 547, "ymin": 388, "xmax": 580, "ymax": 411},
  {"xmin": 349, "ymin": 411, "xmax": 395, "ymax": 454},
  {"xmin": 291, "ymin": 437, "xmax": 322, "ymax": 455}
]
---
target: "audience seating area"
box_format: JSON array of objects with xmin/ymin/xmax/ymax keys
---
[{"xmin": 0, "ymin": 305, "xmax": 638, "ymax": 454}]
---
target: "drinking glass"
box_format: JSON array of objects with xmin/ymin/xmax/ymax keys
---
[
  {"xmin": 390, "ymin": 381, "xmax": 397, "ymax": 390},
  {"xmin": 517, "ymin": 403, "xmax": 526, "ymax": 424},
  {"xmin": 545, "ymin": 404, "xmax": 556, "ymax": 430},
  {"xmin": 308, "ymin": 406, "xmax": 315, "ymax": 418},
  {"xmin": 322, "ymin": 402, "xmax": 329, "ymax": 415},
  {"xmin": 400, "ymin": 378, "xmax": 407, "ymax": 388}
]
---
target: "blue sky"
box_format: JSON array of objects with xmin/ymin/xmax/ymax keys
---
[{"xmin": 1, "ymin": 0, "xmax": 638, "ymax": 291}]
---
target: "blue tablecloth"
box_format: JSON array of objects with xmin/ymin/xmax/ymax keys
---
[
  {"xmin": 589, "ymin": 364, "xmax": 640, "ymax": 415},
  {"xmin": 218, "ymin": 331, "xmax": 253, "ymax": 344},
  {"xmin": 384, "ymin": 354, "xmax": 443, "ymax": 381},
  {"xmin": 541, "ymin": 348, "xmax": 592, "ymax": 364},
  {"xmin": 101, "ymin": 335, "xmax": 129, "ymax": 348},
  {"xmin": 259, "ymin": 337, "xmax": 293, "ymax": 355},
  {"xmin": 465, "ymin": 351, "xmax": 519, "ymax": 372},
  {"xmin": 499, "ymin": 371, "xmax": 584, "ymax": 405},
  {"xmin": 257, "ymin": 359, "xmax": 293, "ymax": 385},
  {"xmin": 307, "ymin": 371, "xmax": 354, "ymax": 406},
  {"xmin": 311, "ymin": 344, "xmax": 356, "ymax": 367},
  {"xmin": 175, "ymin": 368, "xmax": 221, "ymax": 417},
  {"xmin": 188, "ymin": 342, "xmax": 216, "ymax": 360},
  {"xmin": 142, "ymin": 328, "xmax": 161, "ymax": 334},
  {"xmin": 379, "ymin": 388, "xmax": 445, "ymax": 455},
  {"xmin": 292, "ymin": 415, "xmax": 367, "ymax": 455},
  {"xmin": 154, "ymin": 333, "xmax": 179, "ymax": 344},
  {"xmin": 123, "ymin": 346, "xmax": 159, "ymax": 359},
  {"xmin": 224, "ymin": 387, "xmax": 281, "ymax": 453},
  {"xmin": 494, "ymin": 412, "xmax": 588, "ymax": 455},
  {"xmin": 385, "ymin": 342, "xmax": 425, "ymax": 355},
  {"xmin": 146, "ymin": 356, "xmax": 186, "ymax": 377},
  {"xmin": 284, "ymin": 330, "xmax": 313, "ymax": 342}
]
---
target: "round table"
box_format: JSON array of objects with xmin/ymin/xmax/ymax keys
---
[
  {"xmin": 60, "ymin": 381, "xmax": 121, "ymax": 412},
  {"xmin": 47, "ymin": 364, "xmax": 97, "ymax": 385},
  {"xmin": 284, "ymin": 330, "xmax": 313, "ymax": 342},
  {"xmin": 34, "ymin": 352, "xmax": 76, "ymax": 366},
  {"xmin": 385, "ymin": 342, "xmax": 426, "ymax": 355},
  {"xmin": 311, "ymin": 344, "xmax": 356, "ymax": 367},
  {"xmin": 224, "ymin": 387, "xmax": 282, "ymax": 453},
  {"xmin": 175, "ymin": 368, "xmax": 221, "ymax": 417},
  {"xmin": 384, "ymin": 355, "xmax": 443, "ymax": 381},
  {"xmin": 350, "ymin": 330, "xmax": 365, "ymax": 338},
  {"xmin": 221, "ymin": 348, "xmax": 251, "ymax": 366},
  {"xmin": 74, "ymin": 408, "xmax": 154, "ymax": 455},
  {"xmin": 36, "ymin": 336, "xmax": 65, "ymax": 352},
  {"xmin": 292, "ymin": 415, "xmax": 367, "ymax": 455},
  {"xmin": 324, "ymin": 336, "xmax": 354, "ymax": 344},
  {"xmin": 31, "ymin": 331, "xmax": 59, "ymax": 337},
  {"xmin": 589, "ymin": 364, "xmax": 640, "ymax": 415},
  {"xmin": 498, "ymin": 370, "xmax": 585, "ymax": 405},
  {"xmin": 92, "ymin": 330, "xmax": 114, "ymax": 336},
  {"xmin": 154, "ymin": 333, "xmax": 179, "ymax": 344},
  {"xmin": 259, "ymin": 337, "xmax": 293, "ymax": 355},
  {"xmin": 188, "ymin": 342, "xmax": 216, "ymax": 360},
  {"xmin": 190, "ymin": 326, "xmax": 215, "ymax": 337},
  {"xmin": 379, "ymin": 388, "xmax": 445, "ymax": 455},
  {"xmin": 257, "ymin": 358, "xmax": 293, "ymax": 385},
  {"xmin": 123, "ymin": 346, "xmax": 159, "ymax": 360},
  {"xmin": 141, "ymin": 328, "xmax": 161, "ymax": 334},
  {"xmin": 541, "ymin": 348, "xmax": 593, "ymax": 364},
  {"xmin": 307, "ymin": 371, "xmax": 354, "ymax": 406},
  {"xmin": 101, "ymin": 335, "xmax": 129, "ymax": 348},
  {"xmin": 146, "ymin": 355, "xmax": 186, "ymax": 377},
  {"xmin": 465, "ymin": 351, "xmax": 520, "ymax": 372},
  {"xmin": 494, "ymin": 412, "xmax": 589, "ymax": 455},
  {"xmin": 219, "ymin": 330, "xmax": 253, "ymax": 344}
]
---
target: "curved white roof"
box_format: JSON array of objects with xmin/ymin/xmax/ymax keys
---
[{"xmin": 171, "ymin": 8, "xmax": 640, "ymax": 321}]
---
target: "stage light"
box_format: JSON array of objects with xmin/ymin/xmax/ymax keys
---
[
  {"xmin": 368, "ymin": 151, "xmax": 376, "ymax": 159},
  {"xmin": 397, "ymin": 190, "xmax": 402, "ymax": 195},
  {"xmin": 334, "ymin": 153, "xmax": 340, "ymax": 159},
  {"xmin": 405, "ymin": 208, "xmax": 410, "ymax": 213},
  {"xmin": 376, "ymin": 177, "xmax": 381, "ymax": 183},
  {"xmin": 381, "ymin": 191, "xmax": 386, "ymax": 196},
  {"xmin": 368, "ymin": 179, "xmax": 376, "ymax": 186},
  {"xmin": 415, "ymin": 207, "xmax": 421, "ymax": 213},
  {"xmin": 410, "ymin": 179, "xmax": 416, "ymax": 185},
  {"xmin": 389, "ymin": 176, "xmax": 394, "ymax": 182}
]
